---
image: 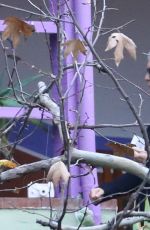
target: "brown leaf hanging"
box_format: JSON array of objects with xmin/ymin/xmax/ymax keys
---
[
  {"xmin": 47, "ymin": 161, "xmax": 70, "ymax": 186},
  {"xmin": 105, "ymin": 33, "xmax": 136, "ymax": 66},
  {"xmin": 106, "ymin": 141, "xmax": 135, "ymax": 158},
  {"xmin": 2, "ymin": 16, "xmax": 35, "ymax": 48},
  {"xmin": 63, "ymin": 39, "xmax": 87, "ymax": 59}
]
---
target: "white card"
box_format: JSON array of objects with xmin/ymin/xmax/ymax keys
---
[{"xmin": 131, "ymin": 135, "xmax": 145, "ymax": 150}]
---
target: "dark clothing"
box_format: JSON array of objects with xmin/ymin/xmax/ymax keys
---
[
  {"xmin": 97, "ymin": 125, "xmax": 150, "ymax": 214},
  {"xmin": 96, "ymin": 136, "xmax": 150, "ymax": 229},
  {"xmin": 100, "ymin": 172, "xmax": 150, "ymax": 211},
  {"xmin": 100, "ymin": 125, "xmax": 150, "ymax": 208},
  {"xmin": 101, "ymin": 173, "xmax": 142, "ymax": 197}
]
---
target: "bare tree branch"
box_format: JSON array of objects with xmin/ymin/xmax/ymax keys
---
[
  {"xmin": 0, "ymin": 150, "xmax": 149, "ymax": 183},
  {"xmin": 71, "ymin": 148, "xmax": 150, "ymax": 182}
]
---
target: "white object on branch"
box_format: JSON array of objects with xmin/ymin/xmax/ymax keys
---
[{"xmin": 38, "ymin": 81, "xmax": 63, "ymax": 140}]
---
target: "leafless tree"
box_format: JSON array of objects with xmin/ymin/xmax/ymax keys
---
[{"xmin": 0, "ymin": 0, "xmax": 149, "ymax": 229}]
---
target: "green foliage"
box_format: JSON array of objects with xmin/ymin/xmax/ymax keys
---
[{"xmin": 0, "ymin": 73, "xmax": 43, "ymax": 107}]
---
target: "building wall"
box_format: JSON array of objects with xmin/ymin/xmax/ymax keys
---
[
  {"xmin": 0, "ymin": 0, "xmax": 150, "ymax": 139},
  {"xmin": 0, "ymin": 0, "xmax": 51, "ymax": 94},
  {"xmin": 94, "ymin": 0, "xmax": 150, "ymax": 138}
]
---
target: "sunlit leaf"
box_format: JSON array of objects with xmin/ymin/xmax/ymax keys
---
[
  {"xmin": 0, "ymin": 159, "xmax": 17, "ymax": 168},
  {"xmin": 63, "ymin": 39, "xmax": 87, "ymax": 59},
  {"xmin": 47, "ymin": 161, "xmax": 70, "ymax": 186},
  {"xmin": 2, "ymin": 16, "xmax": 35, "ymax": 48},
  {"xmin": 105, "ymin": 33, "xmax": 136, "ymax": 66}
]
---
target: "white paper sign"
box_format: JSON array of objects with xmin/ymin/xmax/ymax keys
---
[
  {"xmin": 27, "ymin": 182, "xmax": 54, "ymax": 198},
  {"xmin": 131, "ymin": 135, "xmax": 145, "ymax": 150}
]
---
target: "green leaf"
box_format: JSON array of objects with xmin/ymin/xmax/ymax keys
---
[
  {"xmin": 0, "ymin": 88, "xmax": 12, "ymax": 97},
  {"xmin": 0, "ymin": 98, "xmax": 20, "ymax": 107},
  {"xmin": 0, "ymin": 74, "xmax": 43, "ymax": 107},
  {"xmin": 0, "ymin": 74, "xmax": 43, "ymax": 97}
]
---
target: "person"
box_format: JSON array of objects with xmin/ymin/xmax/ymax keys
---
[
  {"xmin": 89, "ymin": 145, "xmax": 148, "ymax": 203},
  {"xmin": 89, "ymin": 58, "xmax": 150, "ymax": 211},
  {"xmin": 89, "ymin": 58, "xmax": 150, "ymax": 214}
]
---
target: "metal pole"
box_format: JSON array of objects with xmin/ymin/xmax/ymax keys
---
[
  {"xmin": 49, "ymin": 0, "xmax": 81, "ymax": 197},
  {"xmin": 73, "ymin": 0, "xmax": 101, "ymax": 224}
]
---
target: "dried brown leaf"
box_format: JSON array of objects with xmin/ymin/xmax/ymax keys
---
[
  {"xmin": 63, "ymin": 39, "xmax": 87, "ymax": 59},
  {"xmin": 114, "ymin": 40, "xmax": 124, "ymax": 66},
  {"xmin": 105, "ymin": 33, "xmax": 136, "ymax": 66},
  {"xmin": 47, "ymin": 161, "xmax": 70, "ymax": 186},
  {"xmin": 123, "ymin": 34, "xmax": 136, "ymax": 60},
  {"xmin": 106, "ymin": 141, "xmax": 135, "ymax": 157},
  {"xmin": 2, "ymin": 16, "xmax": 35, "ymax": 48},
  {"xmin": 105, "ymin": 34, "xmax": 118, "ymax": 51}
]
